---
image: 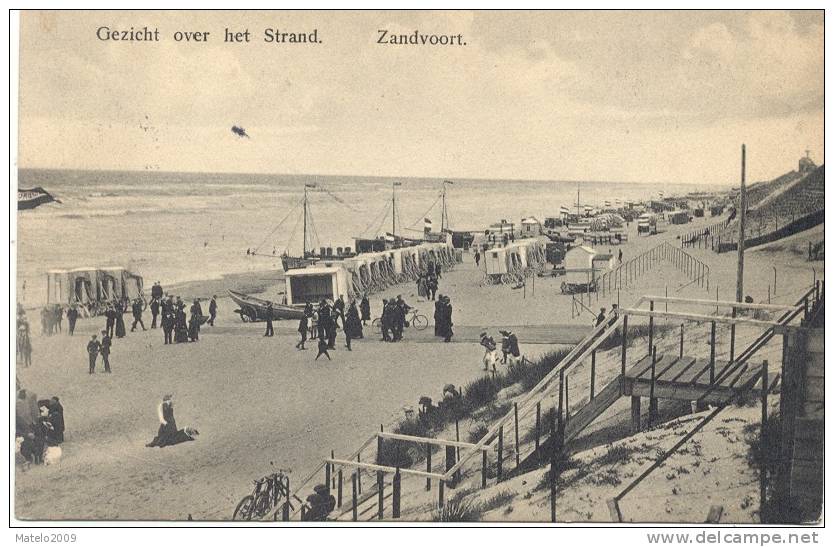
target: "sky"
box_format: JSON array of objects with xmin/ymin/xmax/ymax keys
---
[{"xmin": 17, "ymin": 10, "xmax": 824, "ymax": 185}]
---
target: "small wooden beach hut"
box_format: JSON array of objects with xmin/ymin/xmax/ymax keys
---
[{"xmin": 284, "ymin": 265, "xmax": 351, "ymax": 305}]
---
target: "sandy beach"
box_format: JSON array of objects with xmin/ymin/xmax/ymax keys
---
[{"xmin": 15, "ymin": 208, "xmax": 822, "ymax": 521}]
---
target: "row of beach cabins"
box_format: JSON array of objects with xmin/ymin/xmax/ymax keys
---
[{"xmin": 45, "ymin": 267, "xmax": 145, "ymax": 316}]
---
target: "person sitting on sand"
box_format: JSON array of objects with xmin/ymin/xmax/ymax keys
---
[{"xmin": 146, "ymin": 395, "xmax": 198, "ymax": 448}]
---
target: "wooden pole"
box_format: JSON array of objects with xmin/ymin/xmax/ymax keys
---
[
  {"xmin": 647, "ymin": 300, "xmax": 654, "ymax": 356},
  {"xmin": 535, "ymin": 401, "xmax": 541, "ymax": 455},
  {"xmin": 497, "ymin": 426, "xmax": 504, "ymax": 481},
  {"xmin": 550, "ymin": 408, "xmax": 557, "ymax": 523},
  {"xmin": 455, "ymin": 419, "xmax": 461, "ymax": 467},
  {"xmin": 565, "ymin": 375, "xmax": 570, "ymax": 428},
  {"xmin": 621, "ymin": 315, "xmax": 628, "ymax": 382},
  {"xmin": 730, "ymin": 306, "xmax": 737, "ymax": 363},
  {"xmin": 377, "ymin": 470, "xmax": 384, "ymax": 520},
  {"xmin": 760, "ymin": 360, "xmax": 768, "ymax": 523},
  {"xmin": 481, "ymin": 450, "xmax": 488, "ymax": 488},
  {"xmin": 357, "ymin": 452, "xmax": 362, "ymax": 494},
  {"xmin": 590, "ymin": 349, "xmax": 596, "ymax": 400},
  {"xmin": 425, "ymin": 443, "xmax": 431, "ymax": 491},
  {"xmin": 737, "ymin": 144, "xmax": 747, "ymax": 303},
  {"xmin": 679, "ymin": 323, "xmax": 684, "ymax": 358},
  {"xmin": 392, "ymin": 468, "xmax": 401, "ymax": 519},
  {"xmin": 710, "ymin": 321, "xmax": 716, "ymax": 384},
  {"xmin": 351, "ymin": 473, "xmax": 358, "ymax": 521},
  {"xmin": 514, "ymin": 402, "xmax": 520, "ymax": 468},
  {"xmin": 376, "ymin": 424, "xmax": 383, "ymax": 465},
  {"xmin": 325, "ymin": 462, "xmax": 331, "ymax": 497},
  {"xmin": 648, "ymin": 346, "xmax": 658, "ymax": 427},
  {"xmin": 337, "ymin": 469, "xmax": 343, "ymax": 508},
  {"xmin": 438, "ymin": 480, "xmax": 445, "ymax": 508}
]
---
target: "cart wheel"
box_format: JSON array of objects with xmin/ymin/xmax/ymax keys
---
[
  {"xmin": 412, "ymin": 314, "xmax": 429, "ymax": 331},
  {"xmin": 252, "ymin": 491, "xmax": 273, "ymax": 519}
]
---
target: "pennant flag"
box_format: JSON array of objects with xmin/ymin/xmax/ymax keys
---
[
  {"xmin": 559, "ymin": 205, "xmax": 570, "ymax": 214},
  {"xmin": 604, "ymin": 200, "xmax": 611, "ymax": 207},
  {"xmin": 18, "ymin": 187, "xmax": 60, "ymax": 210},
  {"xmin": 424, "ymin": 217, "xmax": 433, "ymax": 230},
  {"xmin": 305, "ymin": 183, "xmax": 317, "ymax": 188}
]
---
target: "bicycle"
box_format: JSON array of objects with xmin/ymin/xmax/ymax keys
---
[
  {"xmin": 372, "ymin": 307, "xmax": 429, "ymax": 333},
  {"xmin": 233, "ymin": 472, "xmax": 291, "ymax": 521}
]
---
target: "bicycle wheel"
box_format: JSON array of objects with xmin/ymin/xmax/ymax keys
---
[
  {"xmin": 252, "ymin": 490, "xmax": 273, "ymax": 519},
  {"xmin": 372, "ymin": 318, "xmax": 382, "ymax": 334},
  {"xmin": 233, "ymin": 495, "xmax": 255, "ymax": 520},
  {"xmin": 412, "ymin": 314, "xmax": 429, "ymax": 331}
]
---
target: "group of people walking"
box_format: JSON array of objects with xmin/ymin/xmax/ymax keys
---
[
  {"xmin": 292, "ymin": 296, "xmax": 367, "ymax": 360},
  {"xmin": 416, "ymin": 266, "xmax": 441, "ymax": 301},
  {"xmin": 379, "ymin": 295, "xmax": 411, "ymax": 342}
]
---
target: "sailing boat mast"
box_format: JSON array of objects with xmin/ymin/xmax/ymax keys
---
[
  {"xmin": 441, "ymin": 179, "xmax": 454, "ymax": 232},
  {"xmin": 392, "ymin": 181, "xmax": 397, "ymax": 237},
  {"xmin": 302, "ymin": 184, "xmax": 308, "ymax": 258},
  {"xmin": 576, "ymin": 182, "xmax": 580, "ymax": 217}
]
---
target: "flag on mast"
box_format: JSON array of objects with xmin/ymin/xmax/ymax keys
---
[{"xmin": 424, "ymin": 217, "xmax": 433, "ymax": 231}]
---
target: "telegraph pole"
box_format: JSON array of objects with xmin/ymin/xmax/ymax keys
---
[{"xmin": 736, "ymin": 145, "xmax": 746, "ymax": 303}]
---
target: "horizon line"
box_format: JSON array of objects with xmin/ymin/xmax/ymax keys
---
[{"xmin": 16, "ymin": 165, "xmax": 736, "ymax": 188}]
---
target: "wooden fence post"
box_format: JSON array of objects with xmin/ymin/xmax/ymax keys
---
[
  {"xmin": 357, "ymin": 452, "xmax": 362, "ymax": 494},
  {"xmin": 331, "ymin": 450, "xmax": 336, "ymax": 489},
  {"xmin": 377, "ymin": 471, "xmax": 384, "ymax": 520},
  {"xmin": 590, "ymin": 349, "xmax": 597, "ymax": 400},
  {"xmin": 325, "ymin": 462, "xmax": 331, "ymax": 497},
  {"xmin": 481, "ymin": 449, "xmax": 488, "ymax": 488},
  {"xmin": 337, "ymin": 469, "xmax": 343, "ymax": 508},
  {"xmin": 376, "ymin": 425, "xmax": 383, "ymax": 465},
  {"xmin": 438, "ymin": 480, "xmax": 445, "ymax": 509},
  {"xmin": 352, "ymin": 473, "xmax": 358, "ymax": 521},
  {"xmin": 710, "ymin": 321, "xmax": 716, "ymax": 384},
  {"xmin": 392, "ymin": 468, "xmax": 401, "ymax": 519},
  {"xmin": 550, "ymin": 408, "xmax": 557, "ymax": 523},
  {"xmin": 760, "ymin": 360, "xmax": 769, "ymax": 523},
  {"xmin": 535, "ymin": 401, "xmax": 541, "ymax": 455},
  {"xmin": 497, "ymin": 426, "xmax": 504, "ymax": 481},
  {"xmin": 621, "ymin": 315, "xmax": 628, "ymax": 384},
  {"xmin": 730, "ymin": 307, "xmax": 737, "ymax": 364},
  {"xmin": 565, "ymin": 375, "xmax": 570, "ymax": 428},
  {"xmin": 679, "ymin": 323, "xmax": 684, "ymax": 358},
  {"xmin": 649, "ymin": 346, "xmax": 658, "ymax": 427},
  {"xmin": 426, "ymin": 443, "xmax": 431, "ymax": 491},
  {"xmin": 648, "ymin": 300, "xmax": 654, "ymax": 356},
  {"xmin": 514, "ymin": 402, "xmax": 520, "ymax": 468},
  {"xmin": 607, "ymin": 499, "xmax": 623, "ymax": 522}
]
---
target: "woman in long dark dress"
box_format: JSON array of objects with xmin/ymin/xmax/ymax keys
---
[
  {"xmin": 114, "ymin": 300, "xmax": 127, "ymax": 338},
  {"xmin": 359, "ymin": 296, "xmax": 370, "ymax": 326},
  {"xmin": 147, "ymin": 395, "xmax": 177, "ymax": 447},
  {"xmin": 345, "ymin": 301, "xmax": 363, "ymax": 339},
  {"xmin": 174, "ymin": 305, "xmax": 189, "ymax": 343}
]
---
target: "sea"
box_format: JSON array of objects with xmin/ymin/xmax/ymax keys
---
[{"xmin": 15, "ymin": 169, "xmax": 714, "ymax": 307}]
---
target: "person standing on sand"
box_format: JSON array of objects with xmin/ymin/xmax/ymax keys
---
[
  {"xmin": 131, "ymin": 298, "xmax": 146, "ymax": 332},
  {"xmin": 434, "ymin": 295, "xmax": 444, "ymax": 337},
  {"xmin": 67, "ymin": 304, "xmax": 78, "ymax": 336},
  {"xmin": 440, "ymin": 296, "xmax": 453, "ymax": 343},
  {"xmin": 618, "ymin": 249, "xmax": 623, "ymax": 264},
  {"xmin": 380, "ymin": 299, "xmax": 392, "ymax": 342},
  {"xmin": 86, "ymin": 334, "xmax": 101, "ymax": 374},
  {"xmin": 360, "ymin": 295, "xmax": 370, "ymax": 326},
  {"xmin": 104, "ymin": 305, "xmax": 116, "ymax": 339},
  {"xmin": 296, "ymin": 310, "xmax": 309, "ymax": 350},
  {"xmin": 474, "ymin": 249, "xmax": 481, "ymax": 267},
  {"xmin": 114, "ymin": 300, "xmax": 127, "ymax": 338},
  {"xmin": 427, "ymin": 275, "xmax": 438, "ymax": 301},
  {"xmin": 333, "ymin": 295, "xmax": 345, "ymax": 330},
  {"xmin": 150, "ymin": 296, "xmax": 160, "ymax": 329},
  {"xmin": 315, "ymin": 337, "xmax": 331, "ymax": 361},
  {"xmin": 99, "ymin": 330, "xmax": 112, "ymax": 373},
  {"xmin": 417, "ymin": 273, "xmax": 428, "ymax": 299},
  {"xmin": 54, "ymin": 305, "xmax": 64, "ymax": 333},
  {"xmin": 208, "ymin": 296, "xmax": 218, "ymax": 326},
  {"xmin": 264, "ymin": 302, "xmax": 274, "ymax": 337}
]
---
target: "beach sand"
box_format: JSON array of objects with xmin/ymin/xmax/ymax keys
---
[{"xmin": 14, "ymin": 214, "xmax": 822, "ymax": 521}]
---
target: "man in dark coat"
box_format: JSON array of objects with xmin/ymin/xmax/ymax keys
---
[
  {"xmin": 114, "ymin": 300, "xmax": 126, "ymax": 338},
  {"xmin": 500, "ymin": 329, "xmax": 520, "ymax": 363},
  {"xmin": 66, "ymin": 304, "xmax": 79, "ymax": 336},
  {"xmin": 380, "ymin": 299, "xmax": 392, "ymax": 342},
  {"xmin": 131, "ymin": 298, "xmax": 146, "ymax": 331},
  {"xmin": 434, "ymin": 296, "xmax": 444, "ymax": 337},
  {"xmin": 87, "ymin": 334, "xmax": 101, "ymax": 374},
  {"xmin": 296, "ymin": 309, "xmax": 309, "ymax": 350},
  {"xmin": 595, "ymin": 307, "xmax": 607, "ymax": 326},
  {"xmin": 441, "ymin": 296, "xmax": 453, "ymax": 342},
  {"xmin": 317, "ymin": 300, "xmax": 330, "ymax": 341},
  {"xmin": 208, "ymin": 295, "xmax": 218, "ymax": 326},
  {"xmin": 151, "ymin": 281, "xmax": 164, "ymax": 301},
  {"xmin": 104, "ymin": 306, "xmax": 116, "ymax": 338},
  {"xmin": 161, "ymin": 309, "xmax": 174, "ymax": 344},
  {"xmin": 264, "ymin": 302, "xmax": 274, "ymax": 337},
  {"xmin": 427, "ymin": 275, "xmax": 438, "ymax": 301},
  {"xmin": 359, "ymin": 295, "xmax": 371, "ymax": 326},
  {"xmin": 150, "ymin": 297, "xmax": 160, "ymax": 329},
  {"xmin": 99, "ymin": 330, "xmax": 112, "ymax": 372}
]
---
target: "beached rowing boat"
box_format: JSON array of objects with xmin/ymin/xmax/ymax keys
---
[{"xmin": 227, "ymin": 289, "xmax": 306, "ymax": 322}]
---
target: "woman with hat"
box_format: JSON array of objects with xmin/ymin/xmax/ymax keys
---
[{"xmin": 146, "ymin": 394, "xmax": 178, "ymax": 448}]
